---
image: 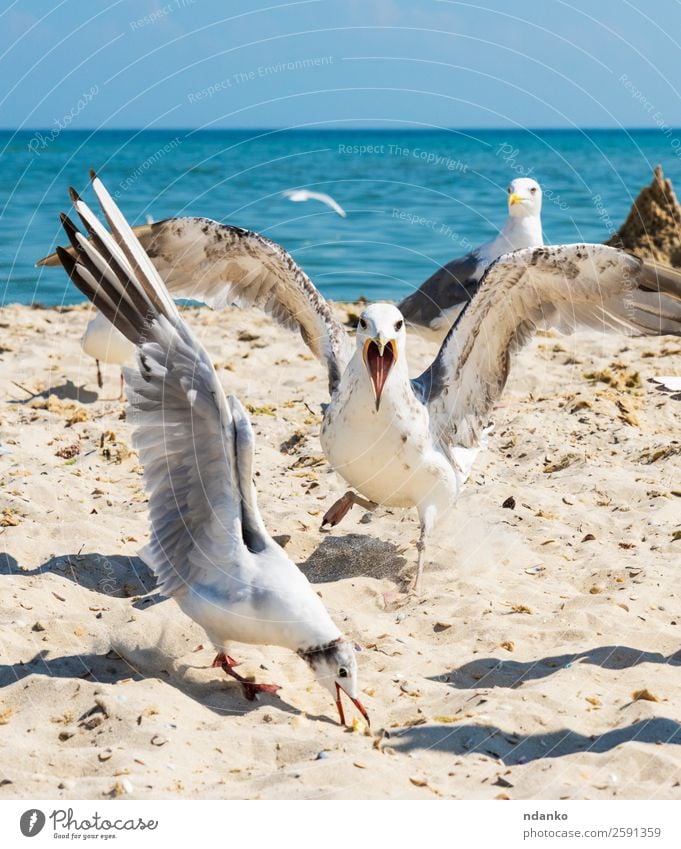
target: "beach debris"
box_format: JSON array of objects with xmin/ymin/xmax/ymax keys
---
[
  {"xmin": 351, "ymin": 716, "xmax": 370, "ymax": 735},
  {"xmin": 98, "ymin": 749, "xmax": 113, "ymax": 762},
  {"xmin": 110, "ymin": 779, "xmax": 133, "ymax": 797},
  {"xmin": 510, "ymin": 604, "xmax": 532, "ymax": 614},
  {"xmin": 499, "ymin": 640, "xmax": 515, "ymax": 652},
  {"xmin": 581, "ymin": 533, "xmax": 596, "ymax": 542},
  {"xmin": 502, "ymin": 496, "xmax": 516, "ymax": 509},
  {"xmin": 639, "ymin": 445, "xmax": 681, "ymax": 464},
  {"xmin": 493, "ymin": 775, "xmax": 514, "ymax": 788},
  {"xmin": 246, "ymin": 403, "xmax": 276, "ymax": 416},
  {"xmin": 0, "ymin": 707, "xmax": 15, "ymax": 725},
  {"xmin": 543, "ymin": 454, "xmax": 579, "ymax": 473},
  {"xmin": 0, "ymin": 509, "xmax": 21, "ymax": 527},
  {"xmin": 151, "ymin": 735, "xmax": 169, "ymax": 746},
  {"xmin": 524, "ymin": 565, "xmax": 545, "ymax": 575},
  {"xmin": 31, "ymin": 621, "xmax": 46, "ymax": 632},
  {"xmin": 433, "ymin": 621, "xmax": 452, "ymax": 632},
  {"xmin": 632, "ymin": 688, "xmax": 660, "ymax": 703},
  {"xmin": 280, "ymin": 430, "xmax": 306, "ymax": 454},
  {"xmin": 66, "ymin": 407, "xmax": 89, "ymax": 426},
  {"xmin": 55, "ymin": 443, "xmax": 80, "ymax": 459},
  {"xmin": 409, "ymin": 776, "xmax": 428, "ymax": 787}
]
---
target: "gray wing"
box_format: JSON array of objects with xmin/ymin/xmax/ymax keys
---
[
  {"xmin": 39, "ymin": 216, "xmax": 353, "ymax": 395},
  {"xmin": 397, "ymin": 251, "xmax": 484, "ymax": 332},
  {"xmin": 413, "ymin": 244, "xmax": 681, "ymax": 450},
  {"xmin": 54, "ymin": 175, "xmax": 271, "ymax": 598}
]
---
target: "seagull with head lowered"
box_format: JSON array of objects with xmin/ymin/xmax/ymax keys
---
[
  {"xmin": 397, "ymin": 177, "xmax": 544, "ymax": 339},
  {"xmin": 283, "ymin": 188, "xmax": 347, "ymax": 218},
  {"xmin": 52, "ymin": 172, "xmax": 369, "ymax": 727},
  {"xmin": 41, "ymin": 193, "xmax": 681, "ymax": 590}
]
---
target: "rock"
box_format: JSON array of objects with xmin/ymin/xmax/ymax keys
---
[
  {"xmin": 605, "ymin": 166, "xmax": 681, "ymax": 265},
  {"xmin": 502, "ymin": 496, "xmax": 516, "ymax": 509}
]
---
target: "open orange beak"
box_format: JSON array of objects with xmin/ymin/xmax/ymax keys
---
[
  {"xmin": 363, "ymin": 338, "xmax": 397, "ymax": 411},
  {"xmin": 335, "ymin": 682, "xmax": 370, "ymax": 727}
]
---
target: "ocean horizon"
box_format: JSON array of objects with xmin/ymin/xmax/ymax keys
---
[{"xmin": 2, "ymin": 127, "xmax": 679, "ymax": 307}]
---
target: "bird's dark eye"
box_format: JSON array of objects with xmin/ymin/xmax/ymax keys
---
[
  {"xmin": 530, "ymin": 187, "xmax": 537, "ymax": 194},
  {"xmin": 394, "ymin": 319, "xmax": 403, "ymax": 331},
  {"xmin": 338, "ymin": 666, "xmax": 348, "ymax": 678},
  {"xmin": 359, "ymin": 318, "xmax": 367, "ymax": 330},
  {"xmin": 507, "ymin": 187, "xmax": 512, "ymax": 193}
]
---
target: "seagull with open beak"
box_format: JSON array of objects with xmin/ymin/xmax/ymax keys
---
[
  {"xmin": 320, "ymin": 304, "xmax": 458, "ymax": 589},
  {"xmin": 361, "ymin": 312, "xmax": 401, "ymax": 411}
]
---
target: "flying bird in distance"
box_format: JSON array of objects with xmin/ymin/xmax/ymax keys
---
[{"xmin": 283, "ymin": 188, "xmax": 347, "ymax": 218}]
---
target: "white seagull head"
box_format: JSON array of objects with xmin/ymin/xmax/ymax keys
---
[
  {"xmin": 355, "ymin": 303, "xmax": 406, "ymax": 411},
  {"xmin": 301, "ymin": 639, "xmax": 369, "ymax": 726},
  {"xmin": 507, "ymin": 177, "xmax": 542, "ymax": 219}
]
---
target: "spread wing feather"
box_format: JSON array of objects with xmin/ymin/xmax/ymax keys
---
[
  {"xmin": 40, "ymin": 216, "xmax": 353, "ymax": 395},
  {"xmin": 55, "ymin": 176, "xmax": 271, "ymax": 598},
  {"xmin": 413, "ymin": 244, "xmax": 681, "ymax": 450}
]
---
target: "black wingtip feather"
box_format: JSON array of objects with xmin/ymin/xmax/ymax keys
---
[
  {"xmin": 89, "ymin": 169, "xmax": 97, "ymax": 181},
  {"xmin": 69, "ymin": 186, "xmax": 81, "ymax": 204},
  {"xmin": 60, "ymin": 213, "xmax": 80, "ymax": 249}
]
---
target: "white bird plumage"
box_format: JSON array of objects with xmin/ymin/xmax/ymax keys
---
[
  {"xmin": 53, "ymin": 172, "xmax": 369, "ymax": 727},
  {"xmin": 283, "ymin": 188, "xmax": 347, "ymax": 217}
]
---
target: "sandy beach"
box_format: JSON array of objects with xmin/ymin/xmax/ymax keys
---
[{"xmin": 1, "ymin": 301, "xmax": 680, "ymax": 800}]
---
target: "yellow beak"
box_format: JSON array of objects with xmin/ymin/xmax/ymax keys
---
[{"xmin": 508, "ymin": 193, "xmax": 524, "ymax": 206}]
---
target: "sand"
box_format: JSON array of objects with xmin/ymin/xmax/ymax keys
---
[{"xmin": 1, "ymin": 301, "xmax": 680, "ymax": 800}]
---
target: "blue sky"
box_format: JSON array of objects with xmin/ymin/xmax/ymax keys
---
[{"xmin": 2, "ymin": 0, "xmax": 681, "ymax": 130}]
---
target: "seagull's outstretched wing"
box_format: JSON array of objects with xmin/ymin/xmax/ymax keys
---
[
  {"xmin": 412, "ymin": 244, "xmax": 681, "ymax": 450},
  {"xmin": 397, "ymin": 250, "xmax": 483, "ymax": 332},
  {"xmin": 55, "ymin": 175, "xmax": 271, "ymax": 598},
  {"xmin": 40, "ymin": 217, "xmax": 353, "ymax": 394}
]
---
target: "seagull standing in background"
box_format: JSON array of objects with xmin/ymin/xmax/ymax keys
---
[
  {"xmin": 81, "ymin": 309, "xmax": 132, "ymax": 397},
  {"xmin": 52, "ymin": 172, "xmax": 369, "ymax": 727},
  {"xmin": 283, "ymin": 188, "xmax": 347, "ymax": 218},
  {"xmin": 398, "ymin": 177, "xmax": 544, "ymax": 338}
]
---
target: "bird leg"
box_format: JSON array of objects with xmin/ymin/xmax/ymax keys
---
[
  {"xmin": 411, "ymin": 525, "xmax": 428, "ymax": 593},
  {"xmin": 211, "ymin": 651, "xmax": 240, "ymax": 669},
  {"xmin": 321, "ymin": 491, "xmax": 377, "ymax": 528},
  {"xmin": 95, "ymin": 359, "xmax": 103, "ymax": 389},
  {"xmin": 213, "ymin": 651, "xmax": 281, "ymax": 701}
]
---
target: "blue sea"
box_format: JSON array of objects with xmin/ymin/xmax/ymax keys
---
[{"xmin": 1, "ymin": 128, "xmax": 679, "ymax": 307}]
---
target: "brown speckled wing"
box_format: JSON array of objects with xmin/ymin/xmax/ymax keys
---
[
  {"xmin": 41, "ymin": 217, "xmax": 353, "ymax": 396},
  {"xmin": 412, "ymin": 243, "xmax": 681, "ymax": 450}
]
